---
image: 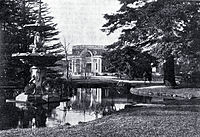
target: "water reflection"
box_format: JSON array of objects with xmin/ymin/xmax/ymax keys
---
[
  {"xmin": 0, "ymin": 103, "xmax": 19, "ymax": 130},
  {"xmin": 47, "ymin": 87, "xmax": 133, "ymax": 126},
  {"xmin": 46, "ymin": 102, "xmax": 102, "ymax": 126},
  {"xmin": 0, "ymin": 87, "xmax": 133, "ymax": 130}
]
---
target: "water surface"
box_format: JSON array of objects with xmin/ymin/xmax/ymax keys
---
[{"xmin": 0, "ymin": 87, "xmax": 134, "ymax": 130}]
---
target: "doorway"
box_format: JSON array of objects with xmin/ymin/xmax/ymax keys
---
[{"xmin": 86, "ymin": 63, "xmax": 91, "ymax": 73}]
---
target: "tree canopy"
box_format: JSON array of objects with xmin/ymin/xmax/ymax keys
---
[
  {"xmin": 103, "ymin": 45, "xmax": 157, "ymax": 79},
  {"xmin": 0, "ymin": 0, "xmax": 62, "ymax": 85},
  {"xmin": 103, "ymin": 0, "xmax": 200, "ymax": 82}
]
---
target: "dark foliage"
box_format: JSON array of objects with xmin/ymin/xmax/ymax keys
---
[
  {"xmin": 103, "ymin": 45, "xmax": 157, "ymax": 79},
  {"xmin": 103, "ymin": 0, "xmax": 200, "ymax": 85},
  {"xmin": 0, "ymin": 0, "xmax": 61, "ymax": 85}
]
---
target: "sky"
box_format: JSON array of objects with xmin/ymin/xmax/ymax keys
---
[{"xmin": 43, "ymin": 0, "xmax": 121, "ymax": 46}]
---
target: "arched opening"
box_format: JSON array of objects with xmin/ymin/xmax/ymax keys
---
[
  {"xmin": 80, "ymin": 50, "xmax": 93, "ymax": 58},
  {"xmin": 80, "ymin": 50, "xmax": 93, "ymax": 74}
]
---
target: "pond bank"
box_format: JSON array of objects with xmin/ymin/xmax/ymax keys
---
[{"xmin": 1, "ymin": 105, "xmax": 200, "ymax": 137}]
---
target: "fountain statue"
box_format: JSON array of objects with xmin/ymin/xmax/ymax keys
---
[{"xmin": 12, "ymin": 0, "xmax": 64, "ymax": 105}]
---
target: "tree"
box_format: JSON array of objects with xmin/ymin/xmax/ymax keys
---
[
  {"xmin": 0, "ymin": 0, "xmax": 37, "ymax": 53},
  {"xmin": 0, "ymin": 0, "xmax": 60, "ymax": 53},
  {"xmin": 0, "ymin": 0, "xmax": 62, "ymax": 85},
  {"xmin": 23, "ymin": 0, "xmax": 61, "ymax": 53},
  {"xmin": 0, "ymin": 0, "xmax": 35, "ymax": 86},
  {"xmin": 61, "ymin": 37, "xmax": 70, "ymax": 79},
  {"xmin": 103, "ymin": 0, "xmax": 200, "ymax": 86},
  {"xmin": 103, "ymin": 45, "xmax": 157, "ymax": 79}
]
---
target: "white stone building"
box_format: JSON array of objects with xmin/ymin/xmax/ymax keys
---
[{"xmin": 68, "ymin": 45, "xmax": 105, "ymax": 76}]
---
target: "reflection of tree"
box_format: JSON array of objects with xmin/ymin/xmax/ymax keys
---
[
  {"xmin": 35, "ymin": 106, "xmax": 47, "ymax": 127},
  {"xmin": 0, "ymin": 104, "xmax": 20, "ymax": 130},
  {"xmin": 17, "ymin": 103, "xmax": 60, "ymax": 129},
  {"xmin": 101, "ymin": 89, "xmax": 116, "ymax": 116},
  {"xmin": 18, "ymin": 108, "xmax": 34, "ymax": 128}
]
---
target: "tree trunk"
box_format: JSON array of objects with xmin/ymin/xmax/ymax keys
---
[
  {"xmin": 163, "ymin": 55, "xmax": 176, "ymax": 87},
  {"xmin": 64, "ymin": 48, "xmax": 69, "ymax": 79},
  {"xmin": 66, "ymin": 59, "xmax": 69, "ymax": 79}
]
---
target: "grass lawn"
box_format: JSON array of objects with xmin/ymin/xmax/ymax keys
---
[
  {"xmin": 1, "ymin": 105, "xmax": 200, "ymax": 137},
  {"xmin": 132, "ymin": 86, "xmax": 200, "ymax": 99}
]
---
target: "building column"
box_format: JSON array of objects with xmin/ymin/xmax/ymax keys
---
[
  {"xmin": 71, "ymin": 60, "xmax": 74, "ymax": 73},
  {"xmin": 98, "ymin": 58, "xmax": 102, "ymax": 73},
  {"xmin": 79, "ymin": 58, "xmax": 81, "ymax": 74},
  {"xmin": 74, "ymin": 59, "xmax": 76, "ymax": 74},
  {"xmin": 99, "ymin": 58, "xmax": 102, "ymax": 73},
  {"xmin": 91, "ymin": 57, "xmax": 94, "ymax": 74},
  {"xmin": 80, "ymin": 58, "xmax": 82, "ymax": 74},
  {"xmin": 97, "ymin": 59, "xmax": 99, "ymax": 73}
]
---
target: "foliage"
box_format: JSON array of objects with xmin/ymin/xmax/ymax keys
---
[
  {"xmin": 0, "ymin": 0, "xmax": 61, "ymax": 85},
  {"xmin": 0, "ymin": 0, "xmax": 33, "ymax": 85},
  {"xmin": 34, "ymin": 1, "xmax": 61, "ymax": 53},
  {"xmin": 103, "ymin": 45, "xmax": 157, "ymax": 79},
  {"xmin": 0, "ymin": 0, "xmax": 37, "ymax": 53},
  {"xmin": 102, "ymin": 0, "xmax": 200, "ymax": 82}
]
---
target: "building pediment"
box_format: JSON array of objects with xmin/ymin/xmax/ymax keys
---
[{"xmin": 71, "ymin": 45, "xmax": 105, "ymax": 56}]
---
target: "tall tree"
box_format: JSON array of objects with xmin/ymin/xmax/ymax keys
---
[
  {"xmin": 103, "ymin": 44, "xmax": 157, "ymax": 79},
  {"xmin": 61, "ymin": 37, "xmax": 70, "ymax": 79},
  {"xmin": 35, "ymin": 1, "xmax": 61, "ymax": 53},
  {"xmin": 0, "ymin": 0, "xmax": 37, "ymax": 52},
  {"xmin": 27, "ymin": 0, "xmax": 64, "ymax": 80},
  {"xmin": 0, "ymin": 0, "xmax": 34, "ymax": 86},
  {"xmin": 103, "ymin": 0, "xmax": 200, "ymax": 86},
  {"xmin": 0, "ymin": 0, "xmax": 62, "ymax": 85}
]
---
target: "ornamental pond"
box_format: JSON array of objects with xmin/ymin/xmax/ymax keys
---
[{"xmin": 0, "ymin": 87, "xmax": 135, "ymax": 130}]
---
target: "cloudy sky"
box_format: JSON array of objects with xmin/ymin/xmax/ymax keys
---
[{"xmin": 43, "ymin": 0, "xmax": 121, "ymax": 46}]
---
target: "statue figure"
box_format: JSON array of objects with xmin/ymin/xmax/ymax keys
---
[
  {"xmin": 33, "ymin": 32, "xmax": 40, "ymax": 53},
  {"xmin": 31, "ymin": 32, "xmax": 44, "ymax": 53},
  {"xmin": 27, "ymin": 20, "xmax": 45, "ymax": 53}
]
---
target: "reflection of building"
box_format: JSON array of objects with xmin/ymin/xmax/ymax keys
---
[
  {"xmin": 73, "ymin": 88, "xmax": 132, "ymax": 109},
  {"xmin": 68, "ymin": 45, "xmax": 105, "ymax": 76}
]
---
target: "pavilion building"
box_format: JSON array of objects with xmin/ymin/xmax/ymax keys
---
[{"xmin": 68, "ymin": 45, "xmax": 105, "ymax": 76}]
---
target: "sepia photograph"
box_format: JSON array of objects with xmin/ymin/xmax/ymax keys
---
[{"xmin": 1, "ymin": 0, "xmax": 200, "ymax": 136}]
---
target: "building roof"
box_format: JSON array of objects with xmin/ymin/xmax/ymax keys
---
[
  {"xmin": 72, "ymin": 45, "xmax": 105, "ymax": 50},
  {"xmin": 70, "ymin": 45, "xmax": 106, "ymax": 56}
]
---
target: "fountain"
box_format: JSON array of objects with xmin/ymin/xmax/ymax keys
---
[{"xmin": 12, "ymin": 0, "xmax": 64, "ymax": 105}]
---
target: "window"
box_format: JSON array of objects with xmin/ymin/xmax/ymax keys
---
[{"xmin": 69, "ymin": 61, "xmax": 72, "ymax": 70}]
